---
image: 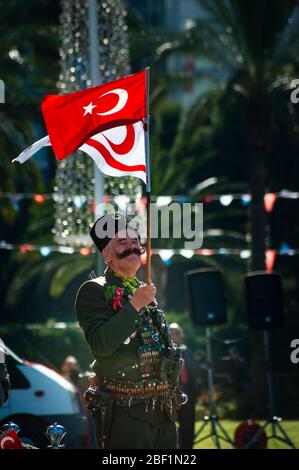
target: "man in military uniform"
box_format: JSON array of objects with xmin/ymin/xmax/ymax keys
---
[{"xmin": 75, "ymin": 213, "xmax": 184, "ymax": 449}]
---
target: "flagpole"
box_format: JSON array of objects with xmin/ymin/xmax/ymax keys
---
[
  {"xmin": 88, "ymin": 0, "xmax": 104, "ymax": 276},
  {"xmin": 145, "ymin": 67, "xmax": 151, "ymax": 285}
]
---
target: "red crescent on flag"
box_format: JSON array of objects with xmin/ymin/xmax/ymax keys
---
[
  {"xmin": 0, "ymin": 436, "xmax": 15, "ymax": 449},
  {"xmin": 86, "ymin": 124, "xmax": 146, "ymax": 172},
  {"xmin": 95, "ymin": 89, "xmax": 128, "ymax": 116}
]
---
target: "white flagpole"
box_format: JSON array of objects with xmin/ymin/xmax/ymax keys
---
[
  {"xmin": 88, "ymin": 0, "xmax": 104, "ymax": 275},
  {"xmin": 145, "ymin": 67, "xmax": 152, "ymax": 285}
]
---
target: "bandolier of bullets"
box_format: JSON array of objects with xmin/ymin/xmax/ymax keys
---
[
  {"xmin": 140, "ymin": 326, "xmax": 153, "ymax": 345},
  {"xmin": 101, "ymin": 377, "xmax": 170, "ymax": 402},
  {"xmin": 90, "ymin": 276, "xmax": 181, "ymax": 414},
  {"xmin": 138, "ymin": 345, "xmax": 160, "ymax": 367},
  {"xmin": 137, "ymin": 319, "xmax": 163, "ymax": 379}
]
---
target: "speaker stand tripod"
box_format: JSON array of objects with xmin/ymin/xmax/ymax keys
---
[
  {"xmin": 194, "ymin": 327, "xmax": 235, "ymax": 448},
  {"xmin": 243, "ymin": 331, "xmax": 296, "ymax": 449}
]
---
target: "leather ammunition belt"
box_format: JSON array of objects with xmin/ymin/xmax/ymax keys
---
[
  {"xmin": 84, "ymin": 386, "xmax": 175, "ymax": 418},
  {"xmin": 99, "ymin": 377, "xmax": 170, "ymax": 401}
]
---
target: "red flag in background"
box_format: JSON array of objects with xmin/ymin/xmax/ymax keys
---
[
  {"xmin": 41, "ymin": 69, "xmax": 146, "ymax": 159},
  {"xmin": 0, "ymin": 430, "xmax": 23, "ymax": 449}
]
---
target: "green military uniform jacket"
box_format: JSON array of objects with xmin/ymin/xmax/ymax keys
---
[
  {"xmin": 75, "ymin": 268, "xmax": 182, "ymax": 427},
  {"xmin": 75, "ymin": 270, "xmax": 144, "ymax": 380}
]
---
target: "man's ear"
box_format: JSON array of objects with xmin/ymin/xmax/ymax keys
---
[{"xmin": 102, "ymin": 244, "xmax": 112, "ymax": 263}]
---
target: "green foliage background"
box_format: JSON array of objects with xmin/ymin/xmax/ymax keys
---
[{"xmin": 1, "ymin": 0, "xmax": 299, "ymax": 419}]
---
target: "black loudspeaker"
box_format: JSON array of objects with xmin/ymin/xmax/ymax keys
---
[
  {"xmin": 245, "ymin": 271, "xmax": 284, "ymax": 330},
  {"xmin": 185, "ymin": 268, "xmax": 227, "ymax": 326}
]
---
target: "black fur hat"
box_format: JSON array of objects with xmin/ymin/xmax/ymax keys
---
[{"xmin": 90, "ymin": 212, "xmax": 139, "ymax": 252}]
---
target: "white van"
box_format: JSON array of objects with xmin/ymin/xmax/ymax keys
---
[{"xmin": 0, "ymin": 344, "xmax": 91, "ymax": 448}]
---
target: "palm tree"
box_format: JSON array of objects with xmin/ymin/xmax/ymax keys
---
[
  {"xmin": 0, "ymin": 0, "xmax": 61, "ymax": 318},
  {"xmin": 154, "ymin": 0, "xmax": 299, "ymax": 415},
  {"xmin": 156, "ymin": 0, "xmax": 299, "ymax": 269},
  {"xmin": 0, "ymin": 0, "xmax": 60, "ymax": 186}
]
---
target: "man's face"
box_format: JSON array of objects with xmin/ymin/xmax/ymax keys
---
[{"xmin": 103, "ymin": 229, "xmax": 142, "ymax": 276}]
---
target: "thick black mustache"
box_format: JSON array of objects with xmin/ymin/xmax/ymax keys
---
[{"xmin": 117, "ymin": 246, "xmax": 144, "ymax": 259}]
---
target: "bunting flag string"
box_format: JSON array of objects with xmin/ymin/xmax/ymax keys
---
[
  {"xmin": 0, "ymin": 241, "xmax": 298, "ymax": 262},
  {"xmin": 1, "ymin": 190, "xmax": 299, "ymax": 210}
]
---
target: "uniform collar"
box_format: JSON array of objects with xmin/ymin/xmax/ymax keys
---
[
  {"xmin": 105, "ymin": 267, "xmax": 140, "ymax": 290},
  {"xmin": 105, "ymin": 267, "xmax": 123, "ymax": 287}
]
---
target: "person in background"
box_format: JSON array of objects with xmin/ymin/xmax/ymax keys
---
[
  {"xmin": 169, "ymin": 323, "xmax": 199, "ymax": 449},
  {"xmin": 60, "ymin": 355, "xmax": 81, "ymax": 386},
  {"xmin": 226, "ymin": 346, "xmax": 249, "ymax": 395}
]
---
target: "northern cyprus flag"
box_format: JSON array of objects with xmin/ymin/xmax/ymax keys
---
[{"xmin": 12, "ymin": 121, "xmax": 146, "ymax": 184}]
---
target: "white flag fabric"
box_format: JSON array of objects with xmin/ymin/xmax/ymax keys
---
[
  {"xmin": 12, "ymin": 135, "xmax": 51, "ymax": 164},
  {"xmin": 12, "ymin": 121, "xmax": 147, "ymax": 184},
  {"xmin": 79, "ymin": 121, "xmax": 146, "ymax": 184}
]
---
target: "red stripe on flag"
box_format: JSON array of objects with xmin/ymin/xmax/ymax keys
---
[
  {"xmin": 102, "ymin": 125, "xmax": 135, "ymax": 155},
  {"xmin": 86, "ymin": 138, "xmax": 146, "ymax": 172}
]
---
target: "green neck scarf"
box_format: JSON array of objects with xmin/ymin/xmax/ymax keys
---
[{"xmin": 110, "ymin": 268, "xmax": 139, "ymax": 294}]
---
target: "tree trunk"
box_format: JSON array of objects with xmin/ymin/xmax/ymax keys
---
[
  {"xmin": 250, "ymin": 153, "xmax": 266, "ymax": 272},
  {"xmin": 247, "ymin": 151, "xmax": 268, "ymax": 417},
  {"xmin": 243, "ymin": 94, "xmax": 272, "ymax": 417}
]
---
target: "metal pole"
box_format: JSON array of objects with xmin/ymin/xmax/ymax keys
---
[
  {"xmin": 88, "ymin": 0, "xmax": 104, "ymax": 275},
  {"xmin": 264, "ymin": 330, "xmax": 275, "ymax": 416},
  {"xmin": 194, "ymin": 327, "xmax": 234, "ymax": 447},
  {"xmin": 206, "ymin": 327, "xmax": 216, "ymax": 416},
  {"xmin": 145, "ymin": 67, "xmax": 151, "ymax": 284},
  {"xmin": 145, "ymin": 67, "xmax": 151, "ymax": 194}
]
